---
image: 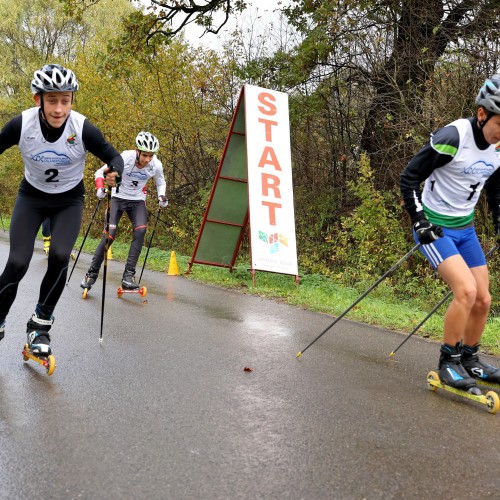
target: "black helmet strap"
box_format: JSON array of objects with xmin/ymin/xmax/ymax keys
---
[
  {"xmin": 479, "ymin": 110, "xmax": 494, "ymax": 130},
  {"xmin": 39, "ymin": 94, "xmax": 48, "ymax": 126}
]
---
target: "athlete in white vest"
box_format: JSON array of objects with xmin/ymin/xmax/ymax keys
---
[
  {"xmin": 401, "ymin": 75, "xmax": 500, "ymax": 392},
  {"xmin": 81, "ymin": 131, "xmax": 167, "ymax": 292},
  {"xmin": 0, "ymin": 64, "xmax": 124, "ymax": 361}
]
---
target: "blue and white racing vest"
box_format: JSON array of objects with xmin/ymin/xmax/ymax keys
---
[{"xmin": 19, "ymin": 107, "xmax": 87, "ymax": 193}]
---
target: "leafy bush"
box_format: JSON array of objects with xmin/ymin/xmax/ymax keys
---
[{"xmin": 325, "ymin": 154, "xmax": 451, "ymax": 308}]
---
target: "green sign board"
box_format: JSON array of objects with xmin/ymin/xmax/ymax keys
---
[{"xmin": 189, "ymin": 90, "xmax": 249, "ymax": 270}]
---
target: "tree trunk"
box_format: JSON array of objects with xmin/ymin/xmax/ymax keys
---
[{"xmin": 360, "ymin": 0, "xmax": 467, "ymax": 188}]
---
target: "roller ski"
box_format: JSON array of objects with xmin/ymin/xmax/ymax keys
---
[
  {"xmin": 80, "ymin": 268, "xmax": 98, "ymax": 299},
  {"xmin": 22, "ymin": 312, "xmax": 56, "ymax": 376},
  {"xmin": 117, "ymin": 267, "xmax": 147, "ymax": 298},
  {"xmin": 427, "ymin": 343, "xmax": 499, "ymax": 414},
  {"xmin": 427, "ymin": 371, "xmax": 499, "ymax": 413},
  {"xmin": 462, "ymin": 343, "xmax": 500, "ymax": 391}
]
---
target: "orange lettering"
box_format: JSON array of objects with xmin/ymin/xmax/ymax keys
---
[
  {"xmin": 258, "ymin": 93, "xmax": 277, "ymax": 115},
  {"xmin": 258, "ymin": 146, "xmax": 282, "ymax": 171},
  {"xmin": 261, "ymin": 173, "xmax": 281, "ymax": 198},
  {"xmin": 262, "ymin": 201, "xmax": 282, "ymax": 226},
  {"xmin": 258, "ymin": 118, "xmax": 278, "ymax": 142}
]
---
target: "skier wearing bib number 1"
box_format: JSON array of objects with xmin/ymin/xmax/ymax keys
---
[
  {"xmin": 0, "ymin": 64, "xmax": 123, "ymax": 366},
  {"xmin": 400, "ymin": 75, "xmax": 500, "ymax": 394},
  {"xmin": 80, "ymin": 131, "xmax": 167, "ymax": 293}
]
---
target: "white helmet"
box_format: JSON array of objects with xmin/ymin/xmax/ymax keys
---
[
  {"xmin": 136, "ymin": 131, "xmax": 160, "ymax": 153},
  {"xmin": 31, "ymin": 64, "xmax": 79, "ymax": 94},
  {"xmin": 476, "ymin": 75, "xmax": 500, "ymax": 114}
]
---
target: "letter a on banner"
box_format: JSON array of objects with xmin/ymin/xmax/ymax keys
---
[{"xmin": 189, "ymin": 84, "xmax": 298, "ymax": 283}]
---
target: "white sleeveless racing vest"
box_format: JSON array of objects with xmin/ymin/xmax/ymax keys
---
[
  {"xmin": 422, "ymin": 118, "xmax": 500, "ymax": 219},
  {"xmin": 19, "ymin": 107, "xmax": 87, "ymax": 193},
  {"xmin": 95, "ymin": 150, "xmax": 166, "ymax": 201}
]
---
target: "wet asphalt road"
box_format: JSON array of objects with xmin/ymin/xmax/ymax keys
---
[{"xmin": 0, "ymin": 231, "xmax": 499, "ymax": 500}]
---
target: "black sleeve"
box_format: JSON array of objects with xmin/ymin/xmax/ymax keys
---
[
  {"xmin": 0, "ymin": 114, "xmax": 22, "ymax": 154},
  {"xmin": 82, "ymin": 120, "xmax": 124, "ymax": 175},
  {"xmin": 400, "ymin": 125, "xmax": 458, "ymax": 224}
]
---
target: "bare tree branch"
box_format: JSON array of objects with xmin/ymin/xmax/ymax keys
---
[
  {"xmin": 145, "ymin": 0, "xmax": 234, "ymax": 40},
  {"xmin": 59, "ymin": 0, "xmax": 245, "ymax": 41}
]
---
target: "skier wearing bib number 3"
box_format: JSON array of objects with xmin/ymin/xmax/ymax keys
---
[
  {"xmin": 0, "ymin": 64, "xmax": 123, "ymax": 361},
  {"xmin": 81, "ymin": 131, "xmax": 167, "ymax": 293},
  {"xmin": 400, "ymin": 75, "xmax": 500, "ymax": 394}
]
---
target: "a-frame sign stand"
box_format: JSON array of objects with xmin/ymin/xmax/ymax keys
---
[{"xmin": 188, "ymin": 84, "xmax": 298, "ymax": 285}]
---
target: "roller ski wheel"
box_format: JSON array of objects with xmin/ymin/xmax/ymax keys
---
[
  {"xmin": 22, "ymin": 344, "xmax": 56, "ymax": 376},
  {"xmin": 117, "ymin": 286, "xmax": 147, "ymax": 298},
  {"xmin": 427, "ymin": 370, "xmax": 500, "ymax": 414},
  {"xmin": 82, "ymin": 288, "xmax": 89, "ymax": 299}
]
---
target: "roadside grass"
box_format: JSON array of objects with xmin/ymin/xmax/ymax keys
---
[
  {"xmin": 69, "ymin": 231, "xmax": 500, "ymax": 356},
  {"xmin": 1, "ymin": 215, "xmax": 497, "ymax": 357}
]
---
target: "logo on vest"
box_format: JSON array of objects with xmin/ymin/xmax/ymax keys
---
[
  {"xmin": 463, "ymin": 160, "xmax": 494, "ymax": 176},
  {"xmin": 31, "ymin": 150, "xmax": 71, "ymax": 166},
  {"xmin": 127, "ymin": 171, "xmax": 148, "ymax": 180},
  {"xmin": 67, "ymin": 133, "xmax": 77, "ymax": 146}
]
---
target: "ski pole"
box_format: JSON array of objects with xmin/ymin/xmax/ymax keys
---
[
  {"xmin": 138, "ymin": 208, "xmax": 161, "ymax": 284},
  {"xmin": 296, "ymin": 243, "xmax": 422, "ymax": 358},
  {"xmin": 66, "ymin": 199, "xmax": 102, "ymax": 285},
  {"xmin": 146, "ymin": 208, "xmax": 171, "ymax": 229},
  {"xmin": 389, "ymin": 290, "xmax": 452, "ymax": 358},
  {"xmin": 99, "ymin": 191, "xmax": 112, "ymax": 343},
  {"xmin": 389, "ymin": 243, "xmax": 499, "ymax": 358}
]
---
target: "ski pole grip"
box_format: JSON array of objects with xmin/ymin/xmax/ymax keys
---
[{"xmin": 104, "ymin": 167, "xmax": 121, "ymax": 194}]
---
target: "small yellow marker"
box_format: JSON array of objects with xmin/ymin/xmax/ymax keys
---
[{"xmin": 167, "ymin": 251, "xmax": 179, "ymax": 276}]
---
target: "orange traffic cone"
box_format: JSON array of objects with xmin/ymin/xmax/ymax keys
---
[{"xmin": 168, "ymin": 251, "xmax": 179, "ymax": 276}]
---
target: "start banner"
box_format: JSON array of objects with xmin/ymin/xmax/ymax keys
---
[{"xmin": 244, "ymin": 84, "xmax": 298, "ymax": 276}]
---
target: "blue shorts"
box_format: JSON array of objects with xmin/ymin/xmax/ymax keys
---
[{"xmin": 413, "ymin": 226, "xmax": 486, "ymax": 270}]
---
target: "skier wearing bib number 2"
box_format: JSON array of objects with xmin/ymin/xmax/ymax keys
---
[
  {"xmin": 81, "ymin": 131, "xmax": 167, "ymax": 293},
  {"xmin": 400, "ymin": 75, "xmax": 500, "ymax": 394},
  {"xmin": 0, "ymin": 64, "xmax": 123, "ymax": 362}
]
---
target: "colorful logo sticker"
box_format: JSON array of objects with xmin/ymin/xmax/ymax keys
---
[
  {"xmin": 258, "ymin": 230, "xmax": 289, "ymax": 254},
  {"xmin": 67, "ymin": 133, "xmax": 77, "ymax": 145}
]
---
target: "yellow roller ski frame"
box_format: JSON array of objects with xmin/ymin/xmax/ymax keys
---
[
  {"xmin": 22, "ymin": 344, "xmax": 56, "ymax": 376},
  {"xmin": 427, "ymin": 370, "xmax": 499, "ymax": 414}
]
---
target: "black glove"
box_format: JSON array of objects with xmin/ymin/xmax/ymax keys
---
[{"xmin": 413, "ymin": 220, "xmax": 443, "ymax": 245}]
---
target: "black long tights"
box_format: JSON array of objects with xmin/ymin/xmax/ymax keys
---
[{"xmin": 0, "ymin": 189, "xmax": 83, "ymax": 321}]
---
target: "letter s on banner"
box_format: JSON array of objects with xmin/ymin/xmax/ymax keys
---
[{"xmin": 258, "ymin": 92, "xmax": 277, "ymax": 115}]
